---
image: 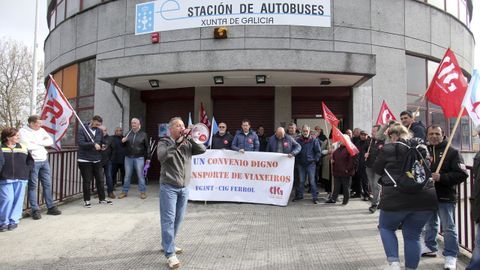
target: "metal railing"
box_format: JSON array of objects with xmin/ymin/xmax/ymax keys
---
[{"xmin": 457, "ymin": 165, "xmax": 476, "ymax": 252}]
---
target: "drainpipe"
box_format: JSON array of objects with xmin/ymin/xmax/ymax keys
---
[{"xmin": 110, "ymin": 79, "xmax": 125, "ymax": 128}]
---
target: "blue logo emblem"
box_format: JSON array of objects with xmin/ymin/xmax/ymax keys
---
[{"xmin": 136, "ymin": 2, "xmax": 154, "ymax": 34}]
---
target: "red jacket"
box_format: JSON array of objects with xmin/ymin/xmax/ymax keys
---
[{"xmin": 332, "ymin": 145, "xmax": 355, "ymax": 177}]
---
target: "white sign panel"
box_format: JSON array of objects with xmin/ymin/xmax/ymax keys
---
[
  {"xmin": 135, "ymin": 0, "xmax": 331, "ymax": 34},
  {"xmin": 189, "ymin": 150, "xmax": 294, "ymax": 206}
]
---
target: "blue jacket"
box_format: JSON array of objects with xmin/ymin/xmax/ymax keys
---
[
  {"xmin": 231, "ymin": 130, "xmax": 260, "ymax": 152},
  {"xmin": 296, "ymin": 136, "xmax": 322, "ymax": 165},
  {"xmin": 77, "ymin": 123, "xmax": 104, "ymax": 161},
  {"xmin": 266, "ymin": 135, "xmax": 301, "ymax": 155}
]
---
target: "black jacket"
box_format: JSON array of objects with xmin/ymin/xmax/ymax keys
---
[
  {"xmin": 0, "ymin": 143, "xmax": 34, "ymax": 181},
  {"xmin": 123, "ymin": 130, "xmax": 149, "ymax": 159},
  {"xmin": 258, "ymin": 134, "xmax": 268, "ymax": 152},
  {"xmin": 0, "ymin": 148, "xmax": 4, "ymax": 173},
  {"xmin": 471, "ymin": 152, "xmax": 480, "ymax": 223},
  {"xmin": 410, "ymin": 121, "xmax": 426, "ymax": 141},
  {"xmin": 100, "ymin": 135, "xmax": 114, "ymax": 166},
  {"xmin": 365, "ymin": 138, "xmax": 384, "ymax": 168},
  {"xmin": 374, "ymin": 139, "xmax": 438, "ymax": 212},
  {"xmin": 211, "ymin": 132, "xmax": 233, "ymax": 150},
  {"xmin": 77, "ymin": 123, "xmax": 104, "ymax": 162},
  {"xmin": 428, "ymin": 140, "xmax": 468, "ymax": 203},
  {"xmin": 111, "ymin": 135, "xmax": 127, "ymax": 164}
]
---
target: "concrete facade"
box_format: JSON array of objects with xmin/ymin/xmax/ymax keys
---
[{"xmin": 44, "ymin": 0, "xmax": 475, "ymax": 133}]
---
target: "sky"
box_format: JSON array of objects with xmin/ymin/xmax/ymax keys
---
[{"xmin": 0, "ymin": 0, "xmax": 478, "ymax": 71}]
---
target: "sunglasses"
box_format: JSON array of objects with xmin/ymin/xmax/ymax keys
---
[{"xmin": 219, "ymin": 126, "xmax": 226, "ymax": 128}]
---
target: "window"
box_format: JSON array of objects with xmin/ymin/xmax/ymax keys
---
[
  {"xmin": 424, "ymin": 0, "xmax": 471, "ymax": 28},
  {"xmin": 427, "ymin": 0, "xmax": 445, "ymax": 10}
]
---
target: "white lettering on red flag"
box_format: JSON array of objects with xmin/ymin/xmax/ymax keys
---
[
  {"xmin": 375, "ymin": 100, "xmax": 397, "ymax": 125},
  {"xmin": 425, "ymin": 48, "xmax": 468, "ymax": 117},
  {"xmin": 40, "ymin": 75, "xmax": 74, "ymax": 150},
  {"xmin": 322, "ymin": 102, "xmax": 339, "ymax": 127},
  {"xmin": 200, "ymin": 102, "xmax": 211, "ymax": 129},
  {"xmin": 331, "ymin": 125, "xmax": 358, "ymax": 157}
]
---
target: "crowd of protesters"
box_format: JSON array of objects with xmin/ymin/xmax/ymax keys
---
[{"xmin": 2, "ymin": 109, "xmax": 480, "ymax": 270}]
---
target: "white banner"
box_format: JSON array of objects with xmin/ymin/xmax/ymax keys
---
[
  {"xmin": 135, "ymin": 0, "xmax": 331, "ymax": 34},
  {"xmin": 189, "ymin": 150, "xmax": 294, "ymax": 206}
]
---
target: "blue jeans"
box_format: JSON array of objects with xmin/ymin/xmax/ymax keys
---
[
  {"xmin": 379, "ymin": 210, "xmax": 434, "ymax": 270},
  {"xmin": 0, "ymin": 180, "xmax": 27, "ymax": 225},
  {"xmin": 296, "ymin": 163, "xmax": 318, "ymax": 200},
  {"xmin": 28, "ymin": 161, "xmax": 54, "ymax": 211},
  {"xmin": 424, "ymin": 202, "xmax": 459, "ymax": 257},
  {"xmin": 466, "ymin": 223, "xmax": 480, "ymax": 270},
  {"xmin": 123, "ymin": 157, "xmax": 146, "ymax": 193},
  {"xmin": 160, "ymin": 183, "xmax": 189, "ymax": 258},
  {"xmin": 103, "ymin": 161, "xmax": 113, "ymax": 193}
]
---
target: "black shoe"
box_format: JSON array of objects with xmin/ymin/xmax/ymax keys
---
[
  {"xmin": 342, "ymin": 201, "xmax": 348, "ymax": 205},
  {"xmin": 362, "ymin": 195, "xmax": 369, "ymax": 201},
  {"xmin": 47, "ymin": 206, "xmax": 62, "ymax": 215},
  {"xmin": 0, "ymin": 224, "xmax": 7, "ymax": 232},
  {"xmin": 368, "ymin": 205, "xmax": 378, "ymax": 213},
  {"xmin": 292, "ymin": 197, "xmax": 303, "ymax": 202},
  {"xmin": 351, "ymin": 193, "xmax": 361, "ymax": 198},
  {"xmin": 325, "ymin": 199, "xmax": 336, "ymax": 204},
  {"xmin": 32, "ymin": 210, "xmax": 42, "ymax": 220},
  {"xmin": 7, "ymin": 224, "xmax": 18, "ymax": 231},
  {"xmin": 313, "ymin": 199, "xmax": 318, "ymax": 204}
]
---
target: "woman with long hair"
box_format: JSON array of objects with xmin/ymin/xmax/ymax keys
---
[{"xmin": 374, "ymin": 123, "xmax": 437, "ymax": 270}]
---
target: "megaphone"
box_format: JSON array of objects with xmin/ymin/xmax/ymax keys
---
[{"xmin": 184, "ymin": 123, "xmax": 210, "ymax": 144}]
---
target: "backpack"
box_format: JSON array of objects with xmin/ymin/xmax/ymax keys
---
[{"xmin": 381, "ymin": 140, "xmax": 433, "ymax": 193}]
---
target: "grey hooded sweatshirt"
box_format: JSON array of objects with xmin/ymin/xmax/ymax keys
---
[{"xmin": 157, "ymin": 137, "xmax": 206, "ymax": 187}]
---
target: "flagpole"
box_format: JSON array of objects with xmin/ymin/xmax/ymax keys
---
[{"xmin": 434, "ymin": 107, "xmax": 465, "ymax": 173}]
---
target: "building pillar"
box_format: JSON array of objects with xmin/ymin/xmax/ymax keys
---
[
  {"xmin": 274, "ymin": 86, "xmax": 292, "ymax": 129},
  {"xmin": 352, "ymin": 80, "xmax": 372, "ymax": 132}
]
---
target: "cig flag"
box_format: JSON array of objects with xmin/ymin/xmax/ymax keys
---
[
  {"xmin": 375, "ymin": 100, "xmax": 397, "ymax": 125},
  {"xmin": 200, "ymin": 102, "xmax": 211, "ymax": 129},
  {"xmin": 462, "ymin": 70, "xmax": 480, "ymax": 126},
  {"xmin": 322, "ymin": 102, "xmax": 339, "ymax": 127},
  {"xmin": 40, "ymin": 75, "xmax": 74, "ymax": 150},
  {"xmin": 331, "ymin": 125, "xmax": 358, "ymax": 157},
  {"xmin": 425, "ymin": 48, "xmax": 468, "ymax": 117}
]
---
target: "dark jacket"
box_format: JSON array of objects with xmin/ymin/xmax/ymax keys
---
[
  {"xmin": 266, "ymin": 134, "xmax": 301, "ymax": 155},
  {"xmin": 365, "ymin": 138, "xmax": 385, "ymax": 168},
  {"xmin": 428, "ymin": 140, "xmax": 468, "ymax": 203},
  {"xmin": 0, "ymin": 148, "xmax": 4, "ymax": 173},
  {"xmin": 77, "ymin": 123, "xmax": 104, "ymax": 162},
  {"xmin": 355, "ymin": 138, "xmax": 369, "ymax": 168},
  {"xmin": 211, "ymin": 132, "xmax": 234, "ymax": 150},
  {"xmin": 332, "ymin": 145, "xmax": 355, "ymax": 177},
  {"xmin": 111, "ymin": 135, "xmax": 126, "ymax": 164},
  {"xmin": 157, "ymin": 137, "xmax": 206, "ymax": 188},
  {"xmin": 374, "ymin": 139, "xmax": 438, "ymax": 212},
  {"xmin": 258, "ymin": 134, "xmax": 268, "ymax": 152},
  {"xmin": 100, "ymin": 135, "xmax": 114, "ymax": 166},
  {"xmin": 295, "ymin": 136, "xmax": 321, "ymax": 165},
  {"xmin": 123, "ymin": 130, "xmax": 149, "ymax": 159},
  {"xmin": 410, "ymin": 121, "xmax": 426, "ymax": 141},
  {"xmin": 471, "ymin": 152, "xmax": 480, "ymax": 223},
  {"xmin": 231, "ymin": 130, "xmax": 259, "ymax": 152},
  {"xmin": 0, "ymin": 143, "xmax": 34, "ymax": 181}
]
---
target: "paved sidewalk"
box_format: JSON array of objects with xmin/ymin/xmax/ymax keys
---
[{"xmin": 0, "ymin": 184, "xmax": 468, "ymax": 269}]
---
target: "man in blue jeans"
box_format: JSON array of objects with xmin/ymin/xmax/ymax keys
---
[
  {"xmin": 157, "ymin": 117, "xmax": 206, "ymax": 269},
  {"xmin": 19, "ymin": 115, "xmax": 61, "ymax": 220},
  {"xmin": 422, "ymin": 126, "xmax": 468, "ymax": 270},
  {"xmin": 118, "ymin": 118, "xmax": 150, "ymax": 199}
]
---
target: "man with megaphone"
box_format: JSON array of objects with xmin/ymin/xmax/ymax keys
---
[{"xmin": 157, "ymin": 117, "xmax": 206, "ymax": 269}]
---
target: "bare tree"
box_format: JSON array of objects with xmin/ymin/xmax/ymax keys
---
[{"xmin": 0, "ymin": 38, "xmax": 34, "ymax": 128}]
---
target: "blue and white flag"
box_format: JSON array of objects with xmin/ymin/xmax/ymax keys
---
[
  {"xmin": 462, "ymin": 69, "xmax": 480, "ymax": 126},
  {"xmin": 208, "ymin": 116, "xmax": 219, "ymax": 148}
]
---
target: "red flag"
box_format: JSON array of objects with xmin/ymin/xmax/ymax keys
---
[
  {"xmin": 331, "ymin": 126, "xmax": 359, "ymax": 157},
  {"xmin": 199, "ymin": 102, "xmax": 211, "ymax": 129},
  {"xmin": 322, "ymin": 102, "xmax": 339, "ymax": 127},
  {"xmin": 40, "ymin": 75, "xmax": 75, "ymax": 150},
  {"xmin": 375, "ymin": 100, "xmax": 397, "ymax": 125},
  {"xmin": 425, "ymin": 48, "xmax": 468, "ymax": 117}
]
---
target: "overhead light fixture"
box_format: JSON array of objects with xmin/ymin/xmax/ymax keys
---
[
  {"xmin": 213, "ymin": 76, "xmax": 224, "ymax": 85},
  {"xmin": 214, "ymin": 27, "xmax": 228, "ymax": 39},
  {"xmin": 256, "ymin": 75, "xmax": 266, "ymax": 84},
  {"xmin": 320, "ymin": 78, "xmax": 331, "ymax": 85},
  {"xmin": 149, "ymin": 79, "xmax": 160, "ymax": 88}
]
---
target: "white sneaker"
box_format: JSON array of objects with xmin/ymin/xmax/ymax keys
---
[
  {"xmin": 444, "ymin": 256, "xmax": 457, "ymax": 270},
  {"xmin": 84, "ymin": 201, "xmax": 91, "ymax": 208},
  {"xmin": 384, "ymin": 261, "xmax": 401, "ymax": 270},
  {"xmin": 167, "ymin": 255, "xmax": 180, "ymax": 269}
]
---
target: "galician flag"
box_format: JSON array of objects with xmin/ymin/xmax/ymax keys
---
[
  {"xmin": 462, "ymin": 69, "xmax": 480, "ymax": 126},
  {"xmin": 207, "ymin": 116, "xmax": 219, "ymax": 147},
  {"xmin": 40, "ymin": 75, "xmax": 74, "ymax": 150}
]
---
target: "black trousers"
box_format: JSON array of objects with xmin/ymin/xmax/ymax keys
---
[
  {"xmin": 111, "ymin": 162, "xmax": 125, "ymax": 186},
  {"xmin": 332, "ymin": 176, "xmax": 351, "ymax": 204},
  {"xmin": 78, "ymin": 162, "xmax": 105, "ymax": 201}
]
